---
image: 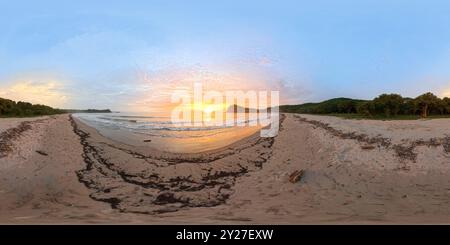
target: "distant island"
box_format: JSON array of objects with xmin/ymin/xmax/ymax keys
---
[
  {"xmin": 63, "ymin": 109, "xmax": 112, "ymax": 113},
  {"xmin": 281, "ymin": 92, "xmax": 450, "ymax": 119},
  {"xmin": 0, "ymin": 97, "xmax": 111, "ymax": 117}
]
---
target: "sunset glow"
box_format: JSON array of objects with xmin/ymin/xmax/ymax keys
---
[
  {"xmin": 443, "ymin": 89, "xmax": 450, "ymax": 98},
  {"xmin": 0, "ymin": 80, "xmax": 68, "ymax": 108},
  {"xmin": 2, "ymin": 0, "xmax": 450, "ymax": 228}
]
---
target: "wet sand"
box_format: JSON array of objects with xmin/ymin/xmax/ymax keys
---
[
  {"xmin": 75, "ymin": 114, "xmax": 262, "ymax": 153},
  {"xmin": 1, "ymin": 113, "xmax": 450, "ymax": 224}
]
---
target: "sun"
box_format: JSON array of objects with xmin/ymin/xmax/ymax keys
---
[{"xmin": 191, "ymin": 102, "xmax": 229, "ymax": 115}]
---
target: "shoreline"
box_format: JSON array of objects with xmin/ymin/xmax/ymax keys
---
[
  {"xmin": 1, "ymin": 113, "xmax": 450, "ymax": 223},
  {"xmin": 70, "ymin": 114, "xmax": 276, "ymax": 215},
  {"xmin": 73, "ymin": 113, "xmax": 265, "ymax": 154},
  {"xmin": 72, "ymin": 115, "xmax": 269, "ymax": 156}
]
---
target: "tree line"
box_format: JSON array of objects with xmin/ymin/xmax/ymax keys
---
[
  {"xmin": 0, "ymin": 97, "xmax": 64, "ymax": 117},
  {"xmin": 357, "ymin": 92, "xmax": 450, "ymax": 117},
  {"xmin": 280, "ymin": 92, "xmax": 450, "ymax": 118}
]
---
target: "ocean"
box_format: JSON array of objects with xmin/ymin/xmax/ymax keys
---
[{"xmin": 72, "ymin": 112, "xmax": 261, "ymax": 153}]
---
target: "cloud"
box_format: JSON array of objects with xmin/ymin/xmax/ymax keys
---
[
  {"xmin": 0, "ymin": 79, "xmax": 69, "ymax": 108},
  {"xmin": 123, "ymin": 64, "xmax": 308, "ymax": 113}
]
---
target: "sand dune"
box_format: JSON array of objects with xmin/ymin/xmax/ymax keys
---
[{"xmin": 0, "ymin": 113, "xmax": 450, "ymax": 224}]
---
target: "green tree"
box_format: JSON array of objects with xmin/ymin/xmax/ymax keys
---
[
  {"xmin": 373, "ymin": 94, "xmax": 404, "ymax": 117},
  {"xmin": 435, "ymin": 99, "xmax": 447, "ymax": 115},
  {"xmin": 400, "ymin": 98, "xmax": 417, "ymax": 115},
  {"xmin": 356, "ymin": 101, "xmax": 374, "ymax": 116},
  {"xmin": 337, "ymin": 100, "xmax": 357, "ymax": 113},
  {"xmin": 414, "ymin": 92, "xmax": 440, "ymax": 118},
  {"xmin": 443, "ymin": 97, "xmax": 450, "ymax": 114},
  {"xmin": 0, "ymin": 98, "xmax": 15, "ymax": 116}
]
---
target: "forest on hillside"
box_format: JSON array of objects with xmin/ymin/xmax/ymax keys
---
[
  {"xmin": 280, "ymin": 92, "xmax": 450, "ymax": 118},
  {"xmin": 0, "ymin": 97, "xmax": 113, "ymax": 117},
  {"xmin": 0, "ymin": 97, "xmax": 63, "ymax": 117}
]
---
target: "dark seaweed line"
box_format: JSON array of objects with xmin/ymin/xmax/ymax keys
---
[
  {"xmin": 70, "ymin": 115, "xmax": 128, "ymax": 209},
  {"xmin": 293, "ymin": 115, "xmax": 450, "ymax": 162},
  {"xmin": 69, "ymin": 114, "xmax": 277, "ymax": 214},
  {"xmin": 95, "ymin": 114, "xmax": 283, "ymax": 165},
  {"xmin": 70, "ymin": 114, "xmax": 272, "ymax": 188},
  {"xmin": 98, "ymin": 132, "xmax": 274, "ymax": 165},
  {"xmin": 0, "ymin": 118, "xmax": 49, "ymax": 158}
]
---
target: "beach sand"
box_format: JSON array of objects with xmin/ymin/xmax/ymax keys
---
[{"xmin": 0, "ymin": 113, "xmax": 449, "ymax": 224}]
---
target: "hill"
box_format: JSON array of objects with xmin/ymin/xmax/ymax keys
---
[
  {"xmin": 63, "ymin": 109, "xmax": 112, "ymax": 113},
  {"xmin": 280, "ymin": 98, "xmax": 367, "ymax": 114},
  {"xmin": 281, "ymin": 93, "xmax": 450, "ymax": 118},
  {"xmin": 0, "ymin": 97, "xmax": 112, "ymax": 117}
]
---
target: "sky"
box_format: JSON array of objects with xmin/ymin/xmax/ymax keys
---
[{"xmin": 1, "ymin": 0, "xmax": 450, "ymax": 111}]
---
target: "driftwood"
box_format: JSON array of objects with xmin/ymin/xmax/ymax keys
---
[
  {"xmin": 361, "ymin": 145, "xmax": 376, "ymax": 150},
  {"xmin": 289, "ymin": 170, "xmax": 304, "ymax": 183},
  {"xmin": 36, "ymin": 150, "xmax": 48, "ymax": 156}
]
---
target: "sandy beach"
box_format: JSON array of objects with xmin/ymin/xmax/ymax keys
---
[{"xmin": 1, "ymin": 113, "xmax": 450, "ymax": 224}]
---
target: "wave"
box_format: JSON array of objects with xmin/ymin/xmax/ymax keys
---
[
  {"xmin": 74, "ymin": 113, "xmax": 236, "ymax": 132},
  {"xmin": 98, "ymin": 117, "xmax": 138, "ymax": 123},
  {"xmin": 110, "ymin": 115, "xmax": 169, "ymax": 119}
]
